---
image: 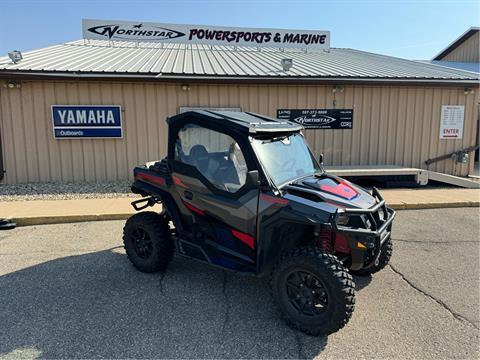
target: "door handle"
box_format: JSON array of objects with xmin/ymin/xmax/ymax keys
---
[{"xmin": 184, "ymin": 190, "xmax": 193, "ymax": 200}]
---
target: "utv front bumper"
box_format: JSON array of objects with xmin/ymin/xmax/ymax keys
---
[{"xmin": 331, "ymin": 187, "xmax": 396, "ymax": 271}]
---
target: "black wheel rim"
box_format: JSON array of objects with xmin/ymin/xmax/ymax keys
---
[
  {"xmin": 131, "ymin": 228, "xmax": 153, "ymax": 259},
  {"xmin": 285, "ymin": 270, "xmax": 329, "ymax": 316}
]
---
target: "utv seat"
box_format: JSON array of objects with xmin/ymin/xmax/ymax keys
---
[
  {"xmin": 212, "ymin": 144, "xmax": 247, "ymax": 192},
  {"xmin": 212, "ymin": 159, "xmax": 241, "ymax": 192},
  {"xmin": 189, "ymin": 144, "xmax": 245, "ymax": 192},
  {"xmin": 189, "ymin": 145, "xmax": 221, "ymax": 184},
  {"xmin": 189, "ymin": 145, "xmax": 211, "ymax": 174}
]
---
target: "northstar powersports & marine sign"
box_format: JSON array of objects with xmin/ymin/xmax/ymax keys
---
[
  {"xmin": 82, "ymin": 19, "xmax": 330, "ymax": 50},
  {"xmin": 277, "ymin": 109, "xmax": 354, "ymax": 129}
]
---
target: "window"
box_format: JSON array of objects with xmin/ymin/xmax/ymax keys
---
[
  {"xmin": 251, "ymin": 133, "xmax": 321, "ymax": 187},
  {"xmin": 175, "ymin": 124, "xmax": 248, "ymax": 193}
]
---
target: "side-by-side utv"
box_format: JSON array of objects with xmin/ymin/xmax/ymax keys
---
[{"xmin": 123, "ymin": 110, "xmax": 395, "ymax": 335}]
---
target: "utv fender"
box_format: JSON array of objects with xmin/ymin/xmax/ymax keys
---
[
  {"xmin": 257, "ymin": 218, "xmax": 316, "ymax": 277},
  {"xmin": 132, "ymin": 180, "xmax": 184, "ymax": 231},
  {"xmin": 159, "ymin": 191, "xmax": 184, "ymax": 231},
  {"xmin": 256, "ymin": 197, "xmax": 334, "ymax": 277}
]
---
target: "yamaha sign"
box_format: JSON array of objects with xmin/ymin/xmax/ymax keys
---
[
  {"xmin": 52, "ymin": 105, "xmax": 123, "ymax": 139},
  {"xmin": 82, "ymin": 19, "xmax": 330, "ymax": 51}
]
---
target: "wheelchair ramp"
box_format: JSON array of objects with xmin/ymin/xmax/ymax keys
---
[
  {"xmin": 428, "ymin": 171, "xmax": 480, "ymax": 189},
  {"xmin": 326, "ymin": 165, "xmax": 480, "ymax": 189}
]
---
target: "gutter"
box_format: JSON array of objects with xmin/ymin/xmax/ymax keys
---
[{"xmin": 0, "ymin": 70, "xmax": 478, "ymax": 86}]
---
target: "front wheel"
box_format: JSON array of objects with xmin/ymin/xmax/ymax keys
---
[{"xmin": 271, "ymin": 247, "xmax": 355, "ymax": 336}]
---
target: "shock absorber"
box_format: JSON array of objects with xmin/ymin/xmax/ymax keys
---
[{"xmin": 314, "ymin": 226, "xmax": 334, "ymax": 253}]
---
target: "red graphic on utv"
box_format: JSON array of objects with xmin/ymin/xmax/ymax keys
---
[
  {"xmin": 135, "ymin": 172, "xmax": 166, "ymax": 187},
  {"xmin": 260, "ymin": 193, "xmax": 289, "ymax": 205},
  {"xmin": 182, "ymin": 200, "xmax": 205, "ymax": 216},
  {"xmin": 320, "ymin": 181, "xmax": 358, "ymax": 200},
  {"xmin": 231, "ymin": 229, "xmax": 255, "ymax": 249}
]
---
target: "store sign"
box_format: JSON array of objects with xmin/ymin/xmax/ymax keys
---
[
  {"xmin": 82, "ymin": 19, "xmax": 330, "ymax": 50},
  {"xmin": 277, "ymin": 109, "xmax": 353, "ymax": 129},
  {"xmin": 52, "ymin": 105, "xmax": 122, "ymax": 139},
  {"xmin": 439, "ymin": 105, "xmax": 464, "ymax": 139}
]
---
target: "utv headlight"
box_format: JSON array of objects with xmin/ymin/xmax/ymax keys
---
[
  {"xmin": 361, "ymin": 215, "xmax": 372, "ymax": 229},
  {"xmin": 336, "ymin": 213, "xmax": 349, "ymax": 226},
  {"xmin": 378, "ymin": 208, "xmax": 386, "ymax": 222}
]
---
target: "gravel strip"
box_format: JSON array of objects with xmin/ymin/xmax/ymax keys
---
[{"xmin": 0, "ymin": 181, "xmax": 137, "ymax": 201}]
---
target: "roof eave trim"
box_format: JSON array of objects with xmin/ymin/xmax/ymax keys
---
[
  {"xmin": 0, "ymin": 70, "xmax": 478, "ymax": 85},
  {"xmin": 432, "ymin": 27, "xmax": 480, "ymax": 61}
]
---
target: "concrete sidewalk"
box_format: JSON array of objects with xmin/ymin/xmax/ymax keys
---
[
  {"xmin": 1, "ymin": 188, "xmax": 479, "ymax": 226},
  {"xmin": 379, "ymin": 188, "xmax": 480, "ymax": 209}
]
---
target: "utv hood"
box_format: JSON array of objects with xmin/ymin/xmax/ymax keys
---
[{"xmin": 286, "ymin": 174, "xmax": 376, "ymax": 209}]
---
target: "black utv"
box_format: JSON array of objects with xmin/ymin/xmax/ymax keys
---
[{"xmin": 124, "ymin": 110, "xmax": 395, "ymax": 336}]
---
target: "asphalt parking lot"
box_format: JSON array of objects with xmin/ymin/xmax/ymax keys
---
[{"xmin": 0, "ymin": 208, "xmax": 479, "ymax": 359}]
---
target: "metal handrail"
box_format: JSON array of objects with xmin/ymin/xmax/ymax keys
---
[{"xmin": 425, "ymin": 144, "xmax": 479, "ymax": 165}]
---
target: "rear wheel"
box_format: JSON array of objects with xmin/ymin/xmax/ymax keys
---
[
  {"xmin": 351, "ymin": 238, "xmax": 392, "ymax": 276},
  {"xmin": 123, "ymin": 212, "xmax": 173, "ymax": 273},
  {"xmin": 271, "ymin": 247, "xmax": 355, "ymax": 336}
]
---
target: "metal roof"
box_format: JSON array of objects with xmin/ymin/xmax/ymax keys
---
[
  {"xmin": 427, "ymin": 60, "xmax": 479, "ymax": 74},
  {"xmin": 0, "ymin": 39, "xmax": 478, "ymax": 83},
  {"xmin": 432, "ymin": 27, "xmax": 479, "ymax": 61}
]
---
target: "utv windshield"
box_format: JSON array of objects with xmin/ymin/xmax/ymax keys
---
[{"xmin": 251, "ymin": 132, "xmax": 321, "ymax": 187}]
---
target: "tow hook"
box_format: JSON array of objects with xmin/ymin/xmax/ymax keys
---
[{"xmin": 131, "ymin": 197, "xmax": 157, "ymax": 211}]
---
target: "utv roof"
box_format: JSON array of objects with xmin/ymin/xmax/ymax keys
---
[{"xmin": 167, "ymin": 110, "xmax": 304, "ymax": 134}]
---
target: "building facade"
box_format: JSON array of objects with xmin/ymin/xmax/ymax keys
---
[
  {"xmin": 0, "ymin": 39, "xmax": 479, "ymax": 184},
  {"xmin": 433, "ymin": 27, "xmax": 480, "ymax": 64}
]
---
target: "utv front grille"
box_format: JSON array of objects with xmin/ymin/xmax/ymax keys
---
[{"xmin": 332, "ymin": 187, "xmax": 395, "ymax": 237}]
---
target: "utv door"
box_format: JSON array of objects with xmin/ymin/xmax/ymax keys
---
[{"xmin": 169, "ymin": 122, "xmax": 259, "ymax": 271}]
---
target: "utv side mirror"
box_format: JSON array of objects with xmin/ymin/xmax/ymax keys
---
[
  {"xmin": 319, "ymin": 153, "xmax": 324, "ymax": 165},
  {"xmin": 246, "ymin": 170, "xmax": 260, "ymax": 188}
]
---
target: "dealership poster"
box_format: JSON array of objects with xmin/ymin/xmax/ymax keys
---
[
  {"xmin": 277, "ymin": 109, "xmax": 353, "ymax": 129},
  {"xmin": 439, "ymin": 105, "xmax": 464, "ymax": 139},
  {"xmin": 52, "ymin": 105, "xmax": 122, "ymax": 139},
  {"xmin": 82, "ymin": 19, "xmax": 330, "ymax": 51}
]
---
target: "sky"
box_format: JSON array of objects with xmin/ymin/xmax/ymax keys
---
[{"xmin": 0, "ymin": 0, "xmax": 479, "ymax": 60}]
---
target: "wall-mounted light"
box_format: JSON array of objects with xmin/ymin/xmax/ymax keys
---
[
  {"xmin": 281, "ymin": 58, "xmax": 293, "ymax": 72},
  {"xmin": 181, "ymin": 84, "xmax": 190, "ymax": 91},
  {"xmin": 464, "ymin": 88, "xmax": 474, "ymax": 95},
  {"xmin": 4, "ymin": 80, "xmax": 21, "ymax": 89},
  {"xmin": 332, "ymin": 85, "xmax": 344, "ymax": 93},
  {"xmin": 8, "ymin": 50, "xmax": 22, "ymax": 64}
]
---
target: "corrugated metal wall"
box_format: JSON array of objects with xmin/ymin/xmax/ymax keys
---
[
  {"xmin": 441, "ymin": 32, "xmax": 480, "ymax": 62},
  {"xmin": 0, "ymin": 80, "xmax": 478, "ymax": 184}
]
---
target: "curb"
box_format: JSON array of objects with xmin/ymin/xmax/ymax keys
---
[
  {"xmin": 12, "ymin": 213, "xmax": 132, "ymax": 227},
  {"xmin": 389, "ymin": 202, "xmax": 480, "ymax": 210},
  {"xmin": 6, "ymin": 201, "xmax": 479, "ymax": 227}
]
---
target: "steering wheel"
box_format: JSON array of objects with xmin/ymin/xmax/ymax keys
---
[{"xmin": 281, "ymin": 158, "xmax": 296, "ymax": 171}]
